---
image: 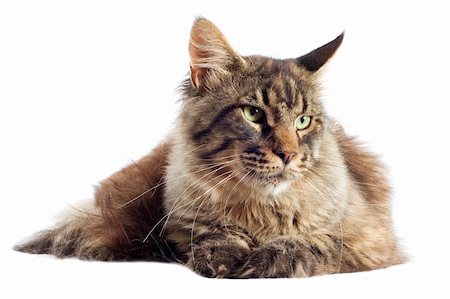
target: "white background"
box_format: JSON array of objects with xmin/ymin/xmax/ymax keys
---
[{"xmin": 1, "ymin": 0, "xmax": 449, "ymax": 298}]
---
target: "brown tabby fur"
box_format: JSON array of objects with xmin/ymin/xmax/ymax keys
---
[{"xmin": 14, "ymin": 18, "xmax": 405, "ymax": 278}]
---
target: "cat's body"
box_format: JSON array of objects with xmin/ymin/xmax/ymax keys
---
[{"xmin": 15, "ymin": 18, "xmax": 404, "ymax": 278}]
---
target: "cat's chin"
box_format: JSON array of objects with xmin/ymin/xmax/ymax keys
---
[
  {"xmin": 244, "ymin": 169, "xmax": 298, "ymax": 197},
  {"xmin": 261, "ymin": 181, "xmax": 292, "ymax": 197}
]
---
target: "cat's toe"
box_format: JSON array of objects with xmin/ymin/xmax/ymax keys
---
[
  {"xmin": 238, "ymin": 246, "xmax": 296, "ymax": 278},
  {"xmin": 187, "ymin": 244, "xmax": 249, "ymax": 278}
]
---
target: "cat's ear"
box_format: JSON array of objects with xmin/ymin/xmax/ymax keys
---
[
  {"xmin": 189, "ymin": 17, "xmax": 244, "ymax": 89},
  {"xmin": 297, "ymin": 32, "xmax": 344, "ymax": 72}
]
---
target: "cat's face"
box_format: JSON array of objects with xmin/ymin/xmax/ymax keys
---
[{"xmin": 180, "ymin": 18, "xmax": 342, "ymax": 196}]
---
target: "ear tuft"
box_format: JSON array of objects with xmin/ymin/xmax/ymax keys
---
[
  {"xmin": 188, "ymin": 17, "xmax": 242, "ymax": 88},
  {"xmin": 297, "ymin": 32, "xmax": 344, "ymax": 72}
]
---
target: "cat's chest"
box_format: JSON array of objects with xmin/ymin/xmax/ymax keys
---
[
  {"xmin": 164, "ymin": 170, "xmax": 342, "ymax": 244},
  {"xmin": 212, "ymin": 191, "xmax": 335, "ymax": 241}
]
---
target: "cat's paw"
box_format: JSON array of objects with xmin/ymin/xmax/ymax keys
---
[
  {"xmin": 238, "ymin": 244, "xmax": 297, "ymax": 278},
  {"xmin": 187, "ymin": 243, "xmax": 250, "ymax": 278}
]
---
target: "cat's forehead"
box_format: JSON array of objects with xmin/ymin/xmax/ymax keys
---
[
  {"xmin": 247, "ymin": 76, "xmax": 306, "ymax": 120},
  {"xmin": 242, "ymin": 56, "xmax": 320, "ymax": 119}
]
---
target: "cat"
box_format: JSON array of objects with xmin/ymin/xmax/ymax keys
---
[{"xmin": 14, "ymin": 17, "xmax": 405, "ymax": 278}]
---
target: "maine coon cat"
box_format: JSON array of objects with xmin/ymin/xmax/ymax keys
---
[{"xmin": 15, "ymin": 18, "xmax": 404, "ymax": 278}]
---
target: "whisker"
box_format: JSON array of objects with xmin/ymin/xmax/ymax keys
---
[
  {"xmin": 118, "ymin": 158, "xmax": 240, "ymax": 209},
  {"xmin": 189, "ymin": 168, "xmax": 242, "ymax": 263},
  {"xmin": 142, "ymin": 163, "xmax": 240, "ymax": 242},
  {"xmin": 160, "ymin": 161, "xmax": 241, "ymax": 234},
  {"xmin": 174, "ymin": 167, "xmax": 243, "ymax": 226},
  {"xmin": 198, "ymin": 153, "xmax": 243, "ymax": 162},
  {"xmin": 304, "ymin": 166, "xmax": 390, "ymax": 208},
  {"xmin": 316, "ymin": 161, "xmax": 390, "ymax": 190},
  {"xmin": 219, "ymin": 170, "xmax": 251, "ymax": 226},
  {"xmin": 337, "ymin": 220, "xmax": 344, "ymax": 273}
]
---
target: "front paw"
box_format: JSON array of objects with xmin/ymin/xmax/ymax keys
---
[
  {"xmin": 238, "ymin": 244, "xmax": 297, "ymax": 278},
  {"xmin": 187, "ymin": 244, "xmax": 250, "ymax": 278}
]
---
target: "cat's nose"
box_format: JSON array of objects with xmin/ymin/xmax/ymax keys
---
[{"xmin": 272, "ymin": 149, "xmax": 298, "ymax": 165}]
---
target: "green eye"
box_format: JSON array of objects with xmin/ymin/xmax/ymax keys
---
[
  {"xmin": 243, "ymin": 106, "xmax": 264, "ymax": 123},
  {"xmin": 295, "ymin": 115, "xmax": 311, "ymax": 130}
]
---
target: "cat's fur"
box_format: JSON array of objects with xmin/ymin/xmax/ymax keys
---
[{"xmin": 14, "ymin": 18, "xmax": 405, "ymax": 278}]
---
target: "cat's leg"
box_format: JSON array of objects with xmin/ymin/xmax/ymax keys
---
[
  {"xmin": 186, "ymin": 229, "xmax": 400, "ymax": 278},
  {"xmin": 186, "ymin": 231, "xmax": 358, "ymax": 278},
  {"xmin": 14, "ymin": 139, "xmax": 173, "ymax": 261},
  {"xmin": 236, "ymin": 233, "xmax": 404, "ymax": 278},
  {"xmin": 236, "ymin": 236, "xmax": 337, "ymax": 278},
  {"xmin": 186, "ymin": 233, "xmax": 340, "ymax": 278}
]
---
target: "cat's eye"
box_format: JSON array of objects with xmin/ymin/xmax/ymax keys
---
[
  {"xmin": 243, "ymin": 106, "xmax": 264, "ymax": 123},
  {"xmin": 295, "ymin": 115, "xmax": 311, "ymax": 130}
]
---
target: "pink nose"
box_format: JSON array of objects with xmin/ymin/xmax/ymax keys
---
[{"xmin": 272, "ymin": 149, "xmax": 298, "ymax": 165}]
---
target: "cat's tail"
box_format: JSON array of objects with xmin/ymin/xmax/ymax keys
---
[
  {"xmin": 14, "ymin": 229, "xmax": 56, "ymax": 255},
  {"xmin": 13, "ymin": 201, "xmax": 122, "ymax": 260},
  {"xmin": 14, "ymin": 197, "xmax": 179, "ymax": 262},
  {"xmin": 14, "ymin": 139, "xmax": 178, "ymax": 262}
]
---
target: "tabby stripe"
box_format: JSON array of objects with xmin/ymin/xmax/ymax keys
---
[
  {"xmin": 242, "ymin": 155, "xmax": 269, "ymax": 164},
  {"xmin": 200, "ymin": 138, "xmax": 234, "ymax": 160},
  {"xmin": 301, "ymin": 95, "xmax": 308, "ymax": 114},
  {"xmin": 261, "ymin": 125, "xmax": 273, "ymax": 139},
  {"xmin": 309, "ymin": 245, "xmax": 326, "ymax": 263},
  {"xmin": 301, "ymin": 129, "xmax": 319, "ymax": 147},
  {"xmin": 249, "ymin": 94, "xmax": 259, "ymax": 103},
  {"xmin": 242, "ymin": 160, "xmax": 267, "ymax": 168},
  {"xmin": 244, "ymin": 146, "xmax": 264, "ymax": 156},
  {"xmin": 285, "ymin": 80, "xmax": 295, "ymax": 108},
  {"xmin": 192, "ymin": 104, "xmax": 240, "ymax": 141},
  {"xmin": 262, "ymin": 89, "xmax": 269, "ymax": 106},
  {"xmin": 271, "ymin": 105, "xmax": 282, "ymax": 123},
  {"xmin": 272, "ymin": 84, "xmax": 284, "ymax": 103}
]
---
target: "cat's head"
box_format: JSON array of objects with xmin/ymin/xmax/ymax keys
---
[{"xmin": 178, "ymin": 18, "xmax": 343, "ymax": 196}]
